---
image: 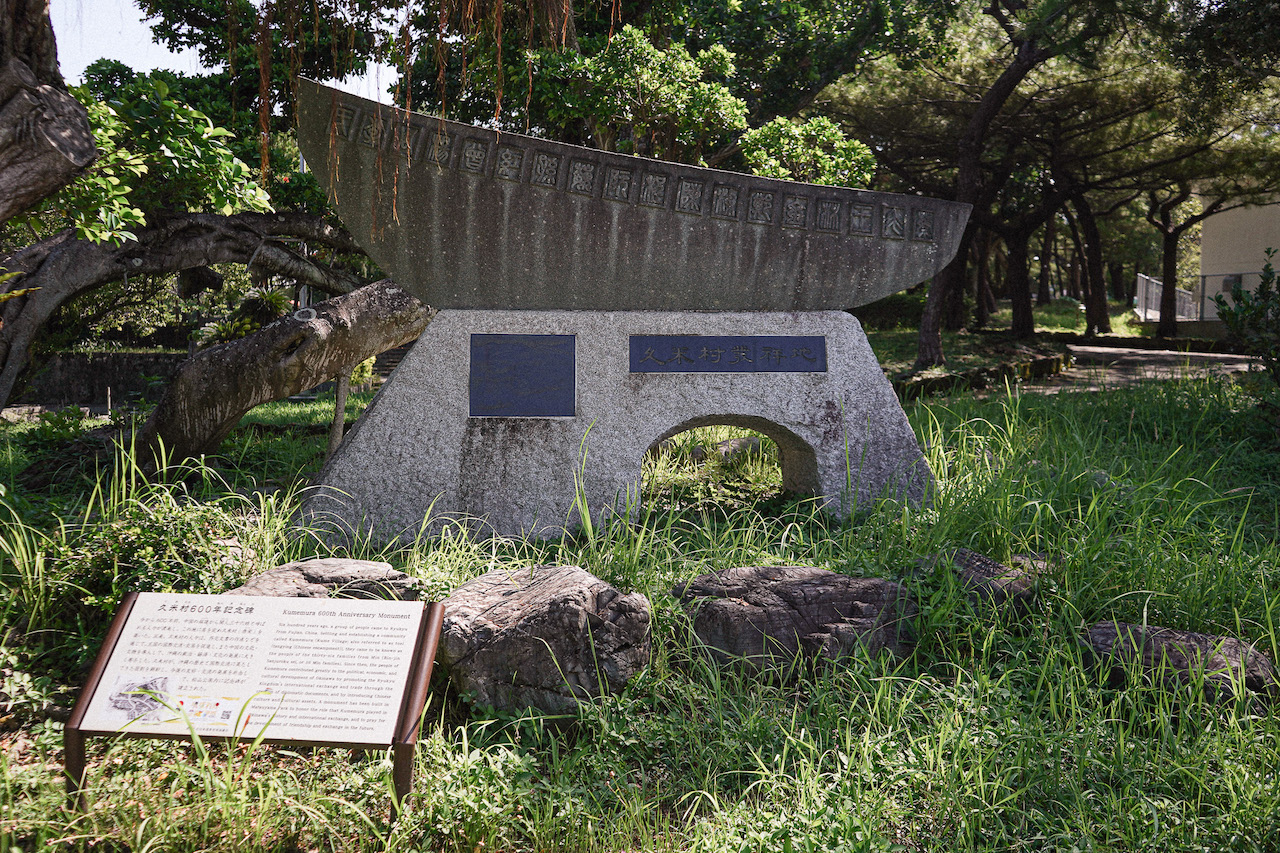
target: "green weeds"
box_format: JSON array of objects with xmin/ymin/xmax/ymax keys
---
[{"xmin": 1, "ymin": 376, "xmax": 1278, "ymax": 851}]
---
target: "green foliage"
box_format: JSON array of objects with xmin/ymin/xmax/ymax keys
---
[
  {"xmin": 536, "ymin": 25, "xmax": 748, "ymax": 163},
  {"xmin": 44, "ymin": 94, "xmax": 148, "ymax": 244},
  {"xmin": 2, "ymin": 378, "xmax": 1280, "ymax": 850},
  {"xmin": 349, "ymin": 356, "xmax": 376, "ymax": 389},
  {"xmin": 675, "ymin": 0, "xmax": 956, "ymax": 121},
  {"xmin": 54, "ymin": 498, "xmax": 240, "ymax": 619},
  {"xmin": 19, "ymin": 74, "xmax": 269, "ymax": 245},
  {"xmin": 1214, "ymin": 249, "xmax": 1280, "ymax": 387},
  {"xmin": 741, "ymin": 116, "xmax": 876, "ymax": 187},
  {"xmin": 194, "ymin": 286, "xmax": 291, "ymax": 348}
]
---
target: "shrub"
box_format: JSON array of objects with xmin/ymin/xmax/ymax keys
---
[
  {"xmin": 50, "ymin": 498, "xmax": 242, "ymax": 627},
  {"xmin": 1214, "ymin": 249, "xmax": 1280, "ymax": 386}
]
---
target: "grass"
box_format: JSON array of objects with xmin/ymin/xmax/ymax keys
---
[
  {"xmin": 2, "ymin": 375, "xmax": 1279, "ymax": 851},
  {"xmin": 864, "ymin": 299, "xmax": 1148, "ymax": 379}
]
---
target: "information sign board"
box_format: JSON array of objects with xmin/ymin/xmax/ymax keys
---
[{"xmin": 65, "ymin": 592, "xmax": 445, "ymax": 810}]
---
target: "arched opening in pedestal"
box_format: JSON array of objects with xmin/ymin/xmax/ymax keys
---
[{"xmin": 641, "ymin": 415, "xmax": 820, "ymax": 514}]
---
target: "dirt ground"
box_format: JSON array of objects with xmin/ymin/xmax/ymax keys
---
[{"xmin": 1023, "ymin": 345, "xmax": 1262, "ymax": 394}]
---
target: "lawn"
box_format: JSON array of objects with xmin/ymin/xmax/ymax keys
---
[
  {"xmin": 2, "ymin": 375, "xmax": 1279, "ymax": 852},
  {"xmin": 857, "ymin": 295, "xmax": 1148, "ymax": 379}
]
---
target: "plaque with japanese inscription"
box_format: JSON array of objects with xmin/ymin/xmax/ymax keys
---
[
  {"xmin": 65, "ymin": 592, "xmax": 446, "ymax": 809},
  {"xmin": 75, "ymin": 593, "xmax": 426, "ymax": 742},
  {"xmin": 469, "ymin": 333, "xmax": 576, "ymax": 417},
  {"xmin": 629, "ymin": 335, "xmax": 827, "ymax": 373}
]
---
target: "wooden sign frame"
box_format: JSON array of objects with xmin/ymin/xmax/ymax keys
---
[{"xmin": 64, "ymin": 592, "xmax": 446, "ymax": 811}]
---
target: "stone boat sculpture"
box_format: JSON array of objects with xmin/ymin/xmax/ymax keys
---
[
  {"xmin": 294, "ymin": 79, "xmax": 967, "ymax": 312},
  {"xmin": 294, "ymin": 79, "xmax": 971, "ymax": 540}
]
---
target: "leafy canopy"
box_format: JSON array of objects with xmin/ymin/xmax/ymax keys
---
[
  {"xmin": 17, "ymin": 74, "xmax": 270, "ymax": 245},
  {"xmin": 741, "ymin": 116, "xmax": 875, "ymax": 188},
  {"xmin": 536, "ymin": 25, "xmax": 748, "ymax": 164}
]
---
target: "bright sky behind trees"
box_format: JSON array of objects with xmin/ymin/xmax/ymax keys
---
[
  {"xmin": 50, "ymin": 0, "xmax": 203, "ymax": 82},
  {"xmin": 48, "ymin": 0, "xmax": 391, "ymax": 96}
]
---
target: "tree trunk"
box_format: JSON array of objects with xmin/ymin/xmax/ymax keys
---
[
  {"xmin": 915, "ymin": 257, "xmax": 963, "ymax": 369},
  {"xmin": 1007, "ymin": 231, "xmax": 1035, "ymax": 339},
  {"xmin": 0, "ymin": 211, "xmax": 365, "ymax": 408},
  {"xmin": 0, "ymin": 1, "xmax": 96, "ymax": 227},
  {"xmin": 135, "ymin": 280, "xmax": 431, "ymax": 467},
  {"xmin": 326, "ymin": 369, "xmax": 352, "ymax": 461},
  {"xmin": 945, "ymin": 252, "xmax": 969, "ymax": 331},
  {"xmin": 1037, "ymin": 218, "xmax": 1055, "ymax": 305},
  {"xmin": 1157, "ymin": 226, "xmax": 1180, "ymax": 338},
  {"xmin": 1146, "ymin": 185, "xmax": 1193, "ymax": 339},
  {"xmin": 0, "ymin": 58, "xmax": 95, "ymax": 227},
  {"xmin": 1108, "ymin": 261, "xmax": 1126, "ymax": 303},
  {"xmin": 1074, "ymin": 195, "xmax": 1112, "ymax": 335},
  {"xmin": 915, "ymin": 34, "xmax": 1054, "ymax": 367},
  {"xmin": 974, "ymin": 232, "xmax": 991, "ymax": 329}
]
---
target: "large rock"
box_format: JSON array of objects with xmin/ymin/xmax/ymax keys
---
[
  {"xmin": 439, "ymin": 565, "xmax": 651, "ymax": 714},
  {"xmin": 224, "ymin": 558, "xmax": 420, "ymax": 600},
  {"xmin": 913, "ymin": 548, "xmax": 1042, "ymax": 622},
  {"xmin": 674, "ymin": 566, "xmax": 917, "ymax": 670},
  {"xmin": 1083, "ymin": 621, "xmax": 1279, "ymax": 700}
]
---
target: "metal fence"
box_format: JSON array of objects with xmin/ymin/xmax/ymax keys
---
[
  {"xmin": 1133, "ymin": 272, "xmax": 1263, "ymax": 322},
  {"xmin": 1133, "ymin": 273, "xmax": 1195, "ymax": 321}
]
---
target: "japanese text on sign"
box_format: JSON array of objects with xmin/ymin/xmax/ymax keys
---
[
  {"xmin": 77, "ymin": 593, "xmax": 425, "ymax": 745},
  {"xmin": 629, "ymin": 335, "xmax": 827, "ymax": 373}
]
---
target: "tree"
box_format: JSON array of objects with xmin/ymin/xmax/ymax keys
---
[
  {"xmin": 1142, "ymin": 128, "xmax": 1280, "ymax": 337},
  {"xmin": 831, "ymin": 0, "xmax": 1168, "ymax": 366},
  {"xmin": 740, "ymin": 116, "xmax": 876, "ymax": 187},
  {"xmin": 0, "ymin": 0, "xmax": 95, "ymax": 228},
  {"xmin": 136, "ymin": 279, "xmax": 430, "ymax": 466},
  {"xmin": 0, "ymin": 70, "xmax": 367, "ymax": 410},
  {"xmin": 830, "ymin": 5, "xmax": 1280, "ymax": 349},
  {"xmin": 534, "ymin": 24, "xmax": 747, "ymax": 163}
]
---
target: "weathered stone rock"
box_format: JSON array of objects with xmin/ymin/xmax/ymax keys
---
[
  {"xmin": 224, "ymin": 558, "xmax": 420, "ymax": 600},
  {"xmin": 1083, "ymin": 621, "xmax": 1279, "ymax": 699},
  {"xmin": 646, "ymin": 435, "xmax": 765, "ymax": 465},
  {"xmin": 712, "ymin": 436, "xmax": 764, "ymax": 464},
  {"xmin": 438, "ymin": 565, "xmax": 651, "ymax": 715},
  {"xmin": 949, "ymin": 548, "xmax": 1039, "ymax": 616},
  {"xmin": 673, "ymin": 566, "xmax": 917, "ymax": 670},
  {"xmin": 912, "ymin": 548, "xmax": 1041, "ymax": 621}
]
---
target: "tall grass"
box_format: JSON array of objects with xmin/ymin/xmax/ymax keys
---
[{"xmin": 1, "ymin": 376, "xmax": 1278, "ymax": 852}]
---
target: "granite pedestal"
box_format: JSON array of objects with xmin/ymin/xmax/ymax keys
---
[{"xmin": 303, "ymin": 309, "xmax": 932, "ymax": 541}]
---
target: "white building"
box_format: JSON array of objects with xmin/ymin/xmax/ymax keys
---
[{"xmin": 1198, "ymin": 202, "xmax": 1279, "ymax": 319}]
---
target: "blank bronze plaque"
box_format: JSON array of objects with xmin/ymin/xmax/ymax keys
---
[{"xmin": 469, "ymin": 334, "xmax": 576, "ymax": 417}]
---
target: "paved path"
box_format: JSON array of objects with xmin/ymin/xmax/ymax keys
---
[{"xmin": 1026, "ymin": 345, "xmax": 1261, "ymax": 394}]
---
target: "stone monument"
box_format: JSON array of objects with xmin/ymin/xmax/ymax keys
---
[{"xmin": 294, "ymin": 79, "xmax": 970, "ymax": 540}]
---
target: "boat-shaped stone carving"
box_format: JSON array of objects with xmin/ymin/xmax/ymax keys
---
[{"xmin": 295, "ymin": 78, "xmax": 970, "ymax": 311}]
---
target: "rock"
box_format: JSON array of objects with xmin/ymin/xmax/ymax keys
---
[
  {"xmin": 948, "ymin": 548, "xmax": 1039, "ymax": 617},
  {"xmin": 648, "ymin": 436, "xmax": 765, "ymax": 465},
  {"xmin": 1083, "ymin": 621, "xmax": 1280, "ymax": 700},
  {"xmin": 712, "ymin": 436, "xmax": 765, "ymax": 464},
  {"xmin": 438, "ymin": 565, "xmax": 651, "ymax": 715},
  {"xmin": 912, "ymin": 548, "xmax": 1041, "ymax": 620},
  {"xmin": 673, "ymin": 566, "xmax": 917, "ymax": 670},
  {"xmin": 224, "ymin": 558, "xmax": 421, "ymax": 600}
]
